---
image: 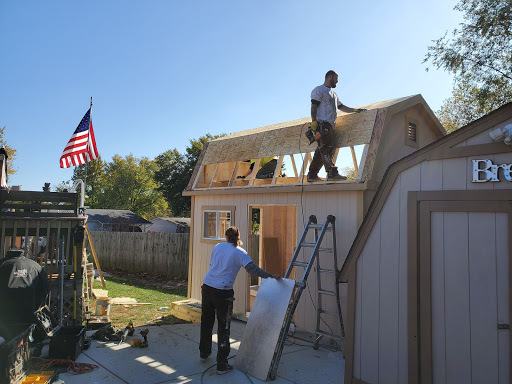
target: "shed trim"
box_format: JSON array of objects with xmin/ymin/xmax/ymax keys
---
[{"xmin": 339, "ymin": 101, "xmax": 512, "ymax": 283}]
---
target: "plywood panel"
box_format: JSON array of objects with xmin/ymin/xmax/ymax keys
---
[
  {"xmin": 235, "ymin": 277, "xmax": 295, "ymax": 381},
  {"xmin": 468, "ymin": 212, "xmax": 499, "ymax": 384},
  {"xmin": 398, "ymin": 165, "xmax": 421, "ymax": 384},
  {"xmin": 378, "ymin": 182, "xmax": 400, "ymax": 384},
  {"xmin": 360, "ymin": 217, "xmax": 380, "ymax": 384},
  {"xmin": 496, "ymin": 213, "xmax": 510, "ymax": 384},
  {"xmin": 441, "ymin": 157, "xmax": 467, "ymax": 190},
  {"xmin": 420, "ymin": 159, "xmax": 443, "ymax": 191},
  {"xmin": 443, "ymin": 212, "xmax": 471, "ymax": 384},
  {"xmin": 431, "ymin": 212, "xmax": 446, "ymax": 384},
  {"xmin": 354, "ymin": 256, "xmax": 363, "ymax": 378}
]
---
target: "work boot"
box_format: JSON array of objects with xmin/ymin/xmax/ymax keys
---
[
  {"xmin": 307, "ymin": 174, "xmax": 323, "ymax": 182},
  {"xmin": 327, "ymin": 173, "xmax": 347, "ymax": 181},
  {"xmin": 216, "ymin": 363, "xmax": 234, "ymax": 375},
  {"xmin": 200, "ymin": 351, "xmax": 211, "ymax": 360}
]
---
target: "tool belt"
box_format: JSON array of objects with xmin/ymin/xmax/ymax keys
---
[{"xmin": 317, "ymin": 121, "xmax": 332, "ymax": 136}]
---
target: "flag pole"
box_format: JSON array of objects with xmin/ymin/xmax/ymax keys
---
[{"xmin": 84, "ymin": 96, "xmax": 92, "ymax": 208}]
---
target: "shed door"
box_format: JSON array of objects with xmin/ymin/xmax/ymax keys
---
[{"xmin": 419, "ymin": 202, "xmax": 511, "ymax": 384}]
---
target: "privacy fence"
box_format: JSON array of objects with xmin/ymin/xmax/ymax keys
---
[{"xmin": 86, "ymin": 232, "xmax": 189, "ymax": 278}]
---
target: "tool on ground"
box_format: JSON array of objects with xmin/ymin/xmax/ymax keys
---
[
  {"xmin": 268, "ymin": 215, "xmax": 345, "ymax": 380},
  {"xmin": 130, "ymin": 338, "xmax": 142, "ymax": 347},
  {"xmin": 118, "ymin": 321, "xmax": 134, "ymax": 345},
  {"xmin": 140, "ymin": 329, "xmax": 149, "ymax": 348}
]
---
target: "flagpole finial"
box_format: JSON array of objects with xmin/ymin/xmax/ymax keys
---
[{"xmin": 90, "ymin": 97, "xmax": 93, "ymax": 108}]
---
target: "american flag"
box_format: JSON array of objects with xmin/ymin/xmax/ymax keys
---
[{"xmin": 60, "ymin": 108, "xmax": 99, "ymax": 168}]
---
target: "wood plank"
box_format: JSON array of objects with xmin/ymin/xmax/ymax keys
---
[
  {"xmin": 85, "ymin": 224, "xmax": 106, "ymax": 288},
  {"xmin": 443, "ymin": 212, "xmax": 471, "ymax": 384},
  {"xmin": 350, "ymin": 146, "xmax": 358, "ymax": 173},
  {"xmin": 468, "ymin": 212, "xmax": 499, "ymax": 383}
]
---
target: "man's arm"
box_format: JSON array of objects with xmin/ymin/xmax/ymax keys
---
[
  {"xmin": 338, "ymin": 103, "xmax": 366, "ymax": 113},
  {"xmin": 244, "ymin": 261, "xmax": 279, "ymax": 279},
  {"xmin": 311, "ymin": 100, "xmax": 319, "ymax": 122}
]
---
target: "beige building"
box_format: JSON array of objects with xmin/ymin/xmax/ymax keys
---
[
  {"xmin": 340, "ymin": 102, "xmax": 512, "ymax": 383},
  {"xmin": 183, "ymin": 94, "xmax": 444, "ymax": 337}
]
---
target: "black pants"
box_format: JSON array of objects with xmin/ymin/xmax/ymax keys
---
[
  {"xmin": 199, "ymin": 284, "xmax": 234, "ymax": 366},
  {"xmin": 308, "ymin": 121, "xmax": 338, "ymax": 177}
]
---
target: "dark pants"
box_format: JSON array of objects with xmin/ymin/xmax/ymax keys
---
[
  {"xmin": 308, "ymin": 121, "xmax": 339, "ymax": 177},
  {"xmin": 199, "ymin": 284, "xmax": 234, "ymax": 366}
]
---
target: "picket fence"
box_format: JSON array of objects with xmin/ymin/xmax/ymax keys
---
[{"xmin": 86, "ymin": 231, "xmax": 189, "ymax": 278}]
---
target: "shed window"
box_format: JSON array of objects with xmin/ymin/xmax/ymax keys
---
[
  {"xmin": 408, "ymin": 122, "xmax": 417, "ymax": 142},
  {"xmin": 203, "ymin": 210, "xmax": 231, "ymax": 240}
]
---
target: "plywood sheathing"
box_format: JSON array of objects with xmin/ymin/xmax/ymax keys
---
[{"xmin": 201, "ymin": 96, "xmax": 415, "ymax": 165}]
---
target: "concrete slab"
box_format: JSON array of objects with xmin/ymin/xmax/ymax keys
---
[{"xmin": 55, "ymin": 321, "xmax": 343, "ymax": 384}]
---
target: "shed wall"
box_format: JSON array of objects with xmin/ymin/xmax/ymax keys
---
[
  {"xmin": 190, "ymin": 189, "xmax": 364, "ymax": 334},
  {"xmin": 352, "ymin": 121, "xmax": 512, "ymax": 384}
]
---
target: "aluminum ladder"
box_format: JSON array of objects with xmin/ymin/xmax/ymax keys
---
[{"xmin": 268, "ymin": 214, "xmax": 345, "ymax": 380}]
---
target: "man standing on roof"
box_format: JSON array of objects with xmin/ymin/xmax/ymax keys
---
[{"xmin": 307, "ymin": 70, "xmax": 366, "ymax": 182}]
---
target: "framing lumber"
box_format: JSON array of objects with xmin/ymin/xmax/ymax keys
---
[{"xmin": 85, "ymin": 224, "xmax": 106, "ymax": 288}]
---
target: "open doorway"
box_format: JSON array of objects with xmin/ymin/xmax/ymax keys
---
[{"xmin": 247, "ymin": 205, "xmax": 296, "ymax": 313}]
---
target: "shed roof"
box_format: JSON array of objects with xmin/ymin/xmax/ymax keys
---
[
  {"xmin": 86, "ymin": 209, "xmax": 151, "ymax": 225},
  {"xmin": 338, "ymin": 101, "xmax": 512, "ymax": 282},
  {"xmin": 153, "ymin": 217, "xmax": 191, "ymax": 226},
  {"xmin": 199, "ymin": 95, "xmax": 442, "ymax": 165}
]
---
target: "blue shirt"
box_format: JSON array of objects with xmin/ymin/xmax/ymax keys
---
[{"xmin": 203, "ymin": 242, "xmax": 253, "ymax": 290}]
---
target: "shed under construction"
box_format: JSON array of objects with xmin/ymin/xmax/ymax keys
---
[{"xmin": 183, "ymin": 94, "xmax": 446, "ymax": 338}]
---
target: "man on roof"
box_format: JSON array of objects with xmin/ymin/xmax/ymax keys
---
[{"xmin": 307, "ymin": 70, "xmax": 366, "ymax": 182}]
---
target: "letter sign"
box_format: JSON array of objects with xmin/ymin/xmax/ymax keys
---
[{"xmin": 472, "ymin": 159, "xmax": 512, "ymax": 182}]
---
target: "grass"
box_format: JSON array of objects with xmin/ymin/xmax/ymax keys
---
[{"xmin": 91, "ymin": 275, "xmax": 189, "ymax": 328}]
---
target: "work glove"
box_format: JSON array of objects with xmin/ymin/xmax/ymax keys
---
[
  {"xmin": 354, "ymin": 108, "xmax": 367, "ymax": 113},
  {"xmin": 311, "ymin": 121, "xmax": 318, "ymax": 131},
  {"xmin": 270, "ymin": 274, "xmax": 281, "ymax": 280}
]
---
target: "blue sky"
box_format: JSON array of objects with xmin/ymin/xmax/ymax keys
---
[{"xmin": 0, "ymin": 1, "xmax": 462, "ymax": 191}]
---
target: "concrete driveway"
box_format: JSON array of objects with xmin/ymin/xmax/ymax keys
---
[{"xmin": 56, "ymin": 320, "xmax": 344, "ymax": 383}]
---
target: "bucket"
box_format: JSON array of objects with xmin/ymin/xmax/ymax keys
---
[{"xmin": 95, "ymin": 297, "xmax": 111, "ymax": 316}]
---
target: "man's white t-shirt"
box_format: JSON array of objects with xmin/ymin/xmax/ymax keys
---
[
  {"xmin": 203, "ymin": 242, "xmax": 252, "ymax": 290},
  {"xmin": 311, "ymin": 84, "xmax": 342, "ymax": 127}
]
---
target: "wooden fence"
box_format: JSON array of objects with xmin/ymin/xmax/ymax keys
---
[{"xmin": 86, "ymin": 232, "xmax": 189, "ymax": 278}]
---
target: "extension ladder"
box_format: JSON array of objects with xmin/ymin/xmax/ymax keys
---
[{"xmin": 268, "ymin": 215, "xmax": 345, "ymax": 380}]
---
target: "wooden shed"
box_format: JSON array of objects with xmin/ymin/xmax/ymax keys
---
[
  {"xmin": 183, "ymin": 94, "xmax": 445, "ymax": 337},
  {"xmin": 339, "ymin": 102, "xmax": 512, "ymax": 384}
]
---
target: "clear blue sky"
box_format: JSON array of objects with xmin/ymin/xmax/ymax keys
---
[{"xmin": 0, "ymin": 1, "xmax": 462, "ymax": 191}]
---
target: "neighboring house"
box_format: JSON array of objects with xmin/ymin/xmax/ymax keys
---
[
  {"xmin": 183, "ymin": 95, "xmax": 446, "ymax": 337},
  {"xmin": 339, "ymin": 102, "xmax": 512, "ymax": 384},
  {"xmin": 86, "ymin": 209, "xmax": 151, "ymax": 232},
  {"xmin": 146, "ymin": 217, "xmax": 191, "ymax": 233}
]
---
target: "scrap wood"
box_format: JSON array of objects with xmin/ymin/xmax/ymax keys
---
[
  {"xmin": 92, "ymin": 289, "xmax": 108, "ymax": 298},
  {"xmin": 31, "ymin": 357, "xmax": 99, "ymax": 375},
  {"xmin": 110, "ymin": 297, "xmax": 151, "ymax": 305}
]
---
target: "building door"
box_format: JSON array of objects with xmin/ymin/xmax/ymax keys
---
[{"xmin": 417, "ymin": 200, "xmax": 511, "ymax": 384}]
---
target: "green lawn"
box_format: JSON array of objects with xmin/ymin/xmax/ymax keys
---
[{"xmin": 92, "ymin": 275, "xmax": 189, "ymax": 328}]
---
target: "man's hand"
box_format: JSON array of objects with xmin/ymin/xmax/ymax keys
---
[
  {"xmin": 270, "ymin": 274, "xmax": 281, "ymax": 280},
  {"xmin": 311, "ymin": 121, "xmax": 318, "ymax": 131},
  {"xmin": 354, "ymin": 108, "xmax": 367, "ymax": 113}
]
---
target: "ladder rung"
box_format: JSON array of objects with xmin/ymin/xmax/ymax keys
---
[
  {"xmin": 300, "ymin": 243, "xmax": 332, "ymax": 252},
  {"xmin": 319, "ymin": 309, "xmax": 338, "ymax": 316},
  {"xmin": 316, "ymin": 330, "xmax": 342, "ymax": 341},
  {"xmin": 318, "ymin": 289, "xmax": 335, "ymax": 296},
  {"xmin": 292, "ymin": 261, "xmax": 308, "ymax": 267},
  {"xmin": 308, "ymin": 224, "xmax": 331, "ymax": 230},
  {"xmin": 319, "ymin": 268, "xmax": 335, "ymax": 274}
]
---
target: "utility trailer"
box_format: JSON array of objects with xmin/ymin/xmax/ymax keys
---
[{"xmin": 0, "ymin": 189, "xmax": 87, "ymax": 325}]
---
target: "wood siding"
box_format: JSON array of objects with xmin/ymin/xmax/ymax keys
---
[
  {"xmin": 190, "ymin": 190, "xmax": 364, "ymax": 333},
  {"xmin": 351, "ymin": 138, "xmax": 512, "ymax": 384}
]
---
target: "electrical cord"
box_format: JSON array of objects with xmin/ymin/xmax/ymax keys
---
[
  {"xmin": 200, "ymin": 341, "xmax": 254, "ymax": 384},
  {"xmin": 30, "ymin": 357, "xmax": 99, "ymax": 375}
]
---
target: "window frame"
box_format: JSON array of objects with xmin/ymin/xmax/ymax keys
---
[{"xmin": 201, "ymin": 206, "xmax": 235, "ymax": 243}]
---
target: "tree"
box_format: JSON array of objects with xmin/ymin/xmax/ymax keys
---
[
  {"xmin": 98, "ymin": 154, "xmax": 169, "ymax": 220},
  {"xmin": 71, "ymin": 157, "xmax": 107, "ymax": 208},
  {"xmin": 0, "ymin": 126, "xmax": 18, "ymax": 176},
  {"xmin": 424, "ymin": 0, "xmax": 512, "ymax": 128},
  {"xmin": 154, "ymin": 133, "xmax": 225, "ymax": 217}
]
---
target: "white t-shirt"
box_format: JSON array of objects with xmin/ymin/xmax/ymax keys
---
[
  {"xmin": 203, "ymin": 242, "xmax": 253, "ymax": 290},
  {"xmin": 311, "ymin": 84, "xmax": 342, "ymax": 127}
]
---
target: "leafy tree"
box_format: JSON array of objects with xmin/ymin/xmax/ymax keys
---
[
  {"xmin": 154, "ymin": 133, "xmax": 225, "ymax": 217},
  {"xmin": 341, "ymin": 166, "xmax": 357, "ymax": 180},
  {"xmin": 98, "ymin": 154, "xmax": 169, "ymax": 220},
  {"xmin": 71, "ymin": 156, "xmax": 106, "ymax": 208},
  {"xmin": 0, "ymin": 126, "xmax": 18, "ymax": 176},
  {"xmin": 424, "ymin": 0, "xmax": 512, "ymax": 128}
]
